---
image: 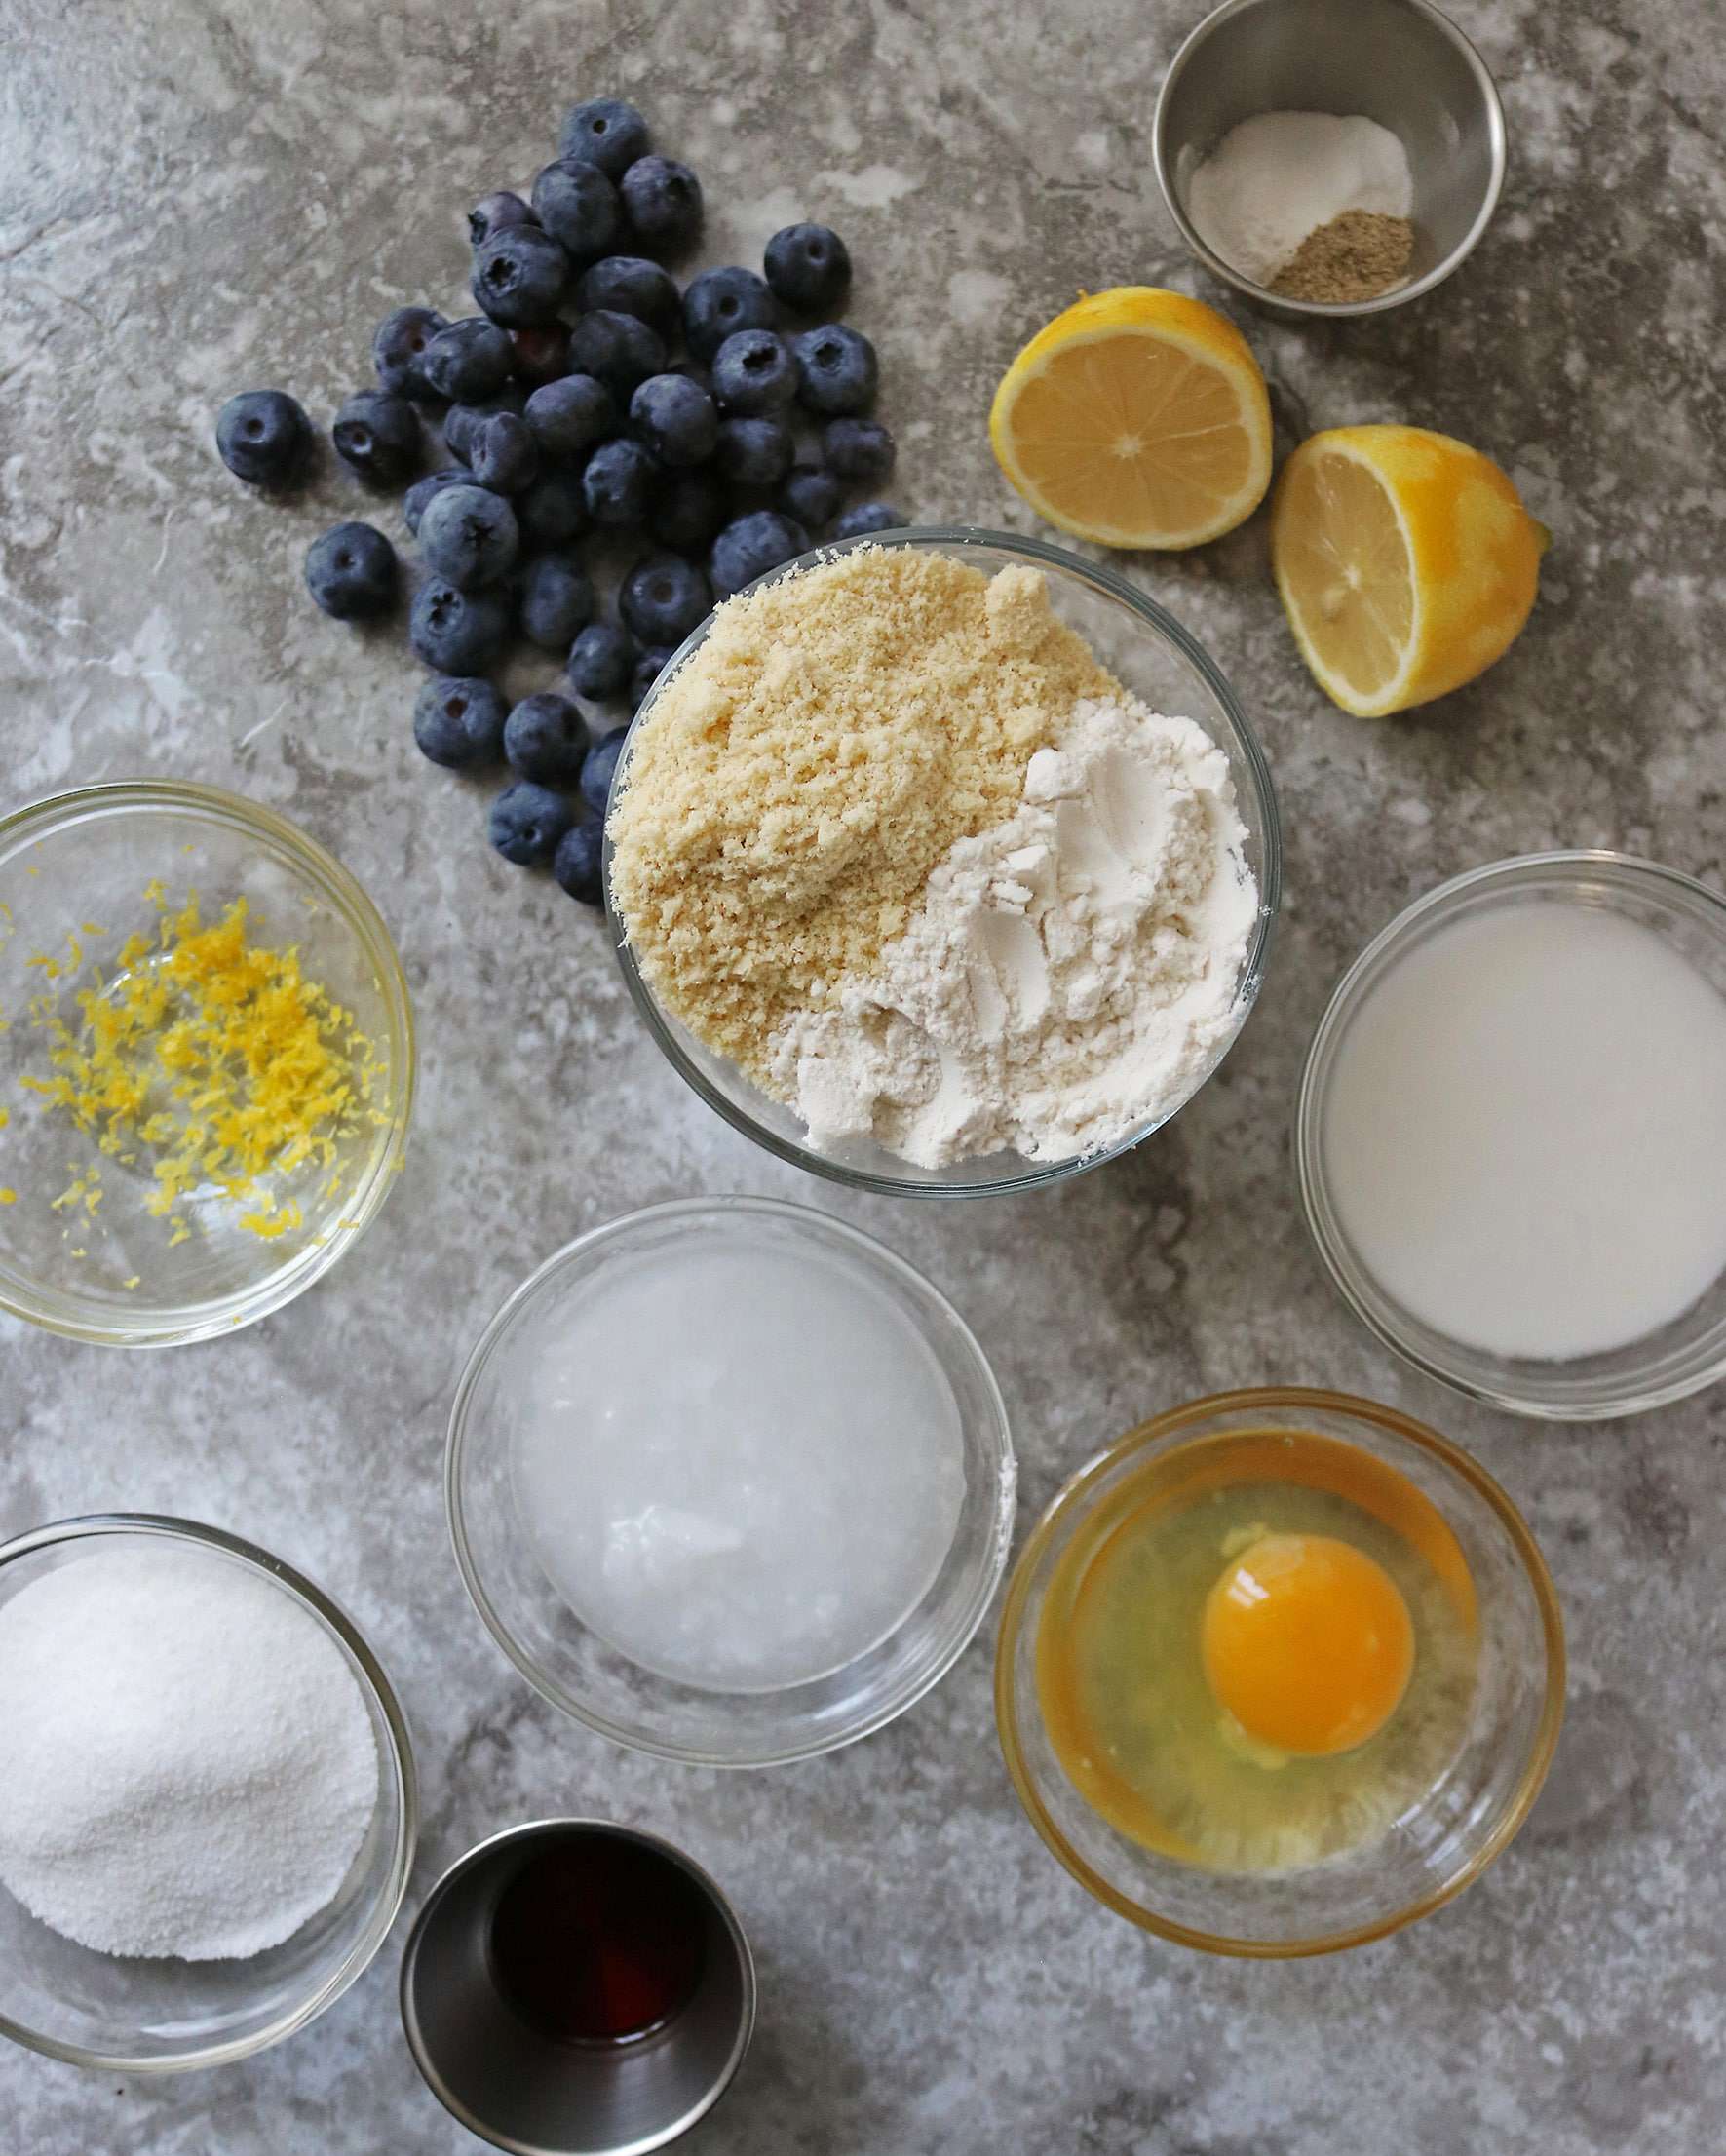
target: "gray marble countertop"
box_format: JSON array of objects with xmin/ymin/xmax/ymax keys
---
[{"xmin": 4, "ymin": 0, "xmax": 1724, "ymax": 2149}]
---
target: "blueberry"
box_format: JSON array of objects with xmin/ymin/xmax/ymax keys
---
[
  {"xmin": 582, "ymin": 438, "xmax": 659, "ymax": 526},
  {"xmin": 553, "ymin": 818, "xmax": 605, "ymax": 905},
  {"xmin": 567, "ymin": 620, "xmax": 637, "ymax": 699},
  {"xmin": 558, "ymin": 98, "xmax": 650, "ymax": 178},
  {"xmin": 619, "ymin": 155, "xmax": 704, "ymax": 256},
  {"xmin": 516, "ymin": 468, "xmax": 589, "ymax": 549},
  {"xmin": 712, "ymin": 415, "xmax": 793, "ymax": 490},
  {"xmin": 630, "ymin": 373, "xmax": 717, "ymax": 469},
  {"xmin": 778, "ymin": 462, "xmax": 843, "ymax": 531},
  {"xmin": 413, "ymin": 675, "xmax": 507, "ymax": 768},
  {"xmin": 372, "ymin": 306, "xmax": 448, "ymax": 402},
  {"xmin": 710, "ymin": 328, "xmax": 795, "ymax": 416},
  {"xmin": 833, "ymin": 501, "xmax": 904, "ymax": 538},
  {"xmin": 470, "ymin": 411, "xmax": 540, "ymax": 496},
  {"xmin": 682, "ymin": 266, "xmax": 774, "ymax": 364},
  {"xmin": 524, "ymin": 373, "xmax": 616, "ymax": 463},
  {"xmin": 531, "ymin": 158, "xmax": 620, "ymax": 262},
  {"xmin": 215, "ymin": 390, "xmax": 310, "ymax": 487},
  {"xmin": 409, "ymin": 579, "xmax": 513, "ymax": 673},
  {"xmin": 504, "ymin": 691, "xmax": 588, "ymax": 784},
  {"xmin": 518, "ymin": 550, "xmax": 595, "ymax": 649},
  {"xmin": 304, "ymin": 521, "xmax": 398, "ymax": 619},
  {"xmin": 574, "ymin": 254, "xmax": 680, "ymax": 339},
  {"xmin": 823, "ymin": 415, "xmax": 896, "ymax": 483},
  {"xmin": 620, "ymin": 552, "xmax": 710, "ymax": 645},
  {"xmin": 444, "ymin": 387, "xmax": 527, "ymax": 465},
  {"xmin": 629, "ymin": 646, "xmax": 674, "ymax": 710},
  {"xmin": 792, "ymin": 324, "xmax": 877, "ymax": 415},
  {"xmin": 472, "ymin": 224, "xmax": 569, "ymax": 327},
  {"xmin": 650, "ymin": 468, "xmax": 728, "ymax": 553},
  {"xmin": 567, "ymin": 310, "xmax": 665, "ymax": 403},
  {"xmin": 510, "ymin": 322, "xmax": 572, "ymax": 386},
  {"xmin": 422, "ymin": 318, "xmax": 515, "ymax": 404},
  {"xmin": 467, "ymin": 190, "xmax": 536, "ymax": 248},
  {"xmin": 709, "ymin": 510, "xmax": 809, "ymax": 597},
  {"xmin": 403, "ymin": 467, "xmax": 471, "ymax": 535},
  {"xmin": 580, "ymin": 726, "xmax": 628, "ymax": 816},
  {"xmin": 489, "ymin": 781, "xmax": 575, "ymax": 866},
  {"xmin": 763, "ymin": 222, "xmax": 852, "ymax": 315},
  {"xmin": 418, "ymin": 483, "xmax": 518, "ymax": 591},
  {"xmin": 332, "ymin": 391, "xmax": 420, "ymax": 485}
]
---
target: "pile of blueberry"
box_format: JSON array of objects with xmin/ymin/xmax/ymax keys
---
[{"xmin": 214, "ymin": 97, "xmax": 901, "ymax": 907}]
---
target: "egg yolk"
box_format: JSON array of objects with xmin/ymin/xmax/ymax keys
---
[{"xmin": 1200, "ymin": 1533, "xmax": 1415, "ymax": 1757}]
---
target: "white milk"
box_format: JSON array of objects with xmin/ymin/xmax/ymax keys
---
[
  {"xmin": 514, "ymin": 1235, "xmax": 966, "ymax": 1691},
  {"xmin": 1322, "ymin": 901, "xmax": 1726, "ymax": 1361}
]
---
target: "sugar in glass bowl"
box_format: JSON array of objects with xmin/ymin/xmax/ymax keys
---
[{"xmin": 603, "ymin": 527, "xmax": 1280, "ymax": 1198}]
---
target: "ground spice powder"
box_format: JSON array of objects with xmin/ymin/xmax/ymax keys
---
[{"xmin": 1270, "ymin": 210, "xmax": 1415, "ymax": 303}]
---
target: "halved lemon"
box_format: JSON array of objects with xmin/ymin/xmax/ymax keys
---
[
  {"xmin": 988, "ymin": 287, "xmax": 1273, "ymax": 550},
  {"xmin": 1272, "ymin": 425, "xmax": 1546, "ymax": 717}
]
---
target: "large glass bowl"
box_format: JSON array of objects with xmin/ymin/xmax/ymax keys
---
[
  {"xmin": 448, "ymin": 1197, "xmax": 1016, "ymax": 1766},
  {"xmin": 603, "ymin": 528, "xmax": 1279, "ymax": 1198},
  {"xmin": 995, "ymin": 1388, "xmax": 1563, "ymax": 1957},
  {"xmin": 0, "ymin": 783, "xmax": 414, "ymax": 1345},
  {"xmin": 0, "ymin": 1516, "xmax": 418, "ymax": 2070}
]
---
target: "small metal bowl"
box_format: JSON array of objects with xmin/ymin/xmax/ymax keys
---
[
  {"xmin": 400, "ymin": 1821, "xmax": 755, "ymax": 2156},
  {"xmin": 1153, "ymin": 0, "xmax": 1506, "ymax": 317}
]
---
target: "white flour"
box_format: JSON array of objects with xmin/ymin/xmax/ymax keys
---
[
  {"xmin": 1186, "ymin": 112, "xmax": 1413, "ymax": 287},
  {"xmin": 772, "ymin": 696, "xmax": 1258, "ymax": 1167}
]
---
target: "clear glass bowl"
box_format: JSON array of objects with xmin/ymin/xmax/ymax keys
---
[
  {"xmin": 0, "ymin": 1516, "xmax": 418, "ymax": 2070},
  {"xmin": 1297, "ymin": 853, "xmax": 1726, "ymax": 1419},
  {"xmin": 995, "ymin": 1388, "xmax": 1563, "ymax": 1958},
  {"xmin": 0, "ymin": 782, "xmax": 414, "ymax": 1345},
  {"xmin": 448, "ymin": 1197, "xmax": 1017, "ymax": 1766},
  {"xmin": 603, "ymin": 527, "xmax": 1279, "ymax": 1198}
]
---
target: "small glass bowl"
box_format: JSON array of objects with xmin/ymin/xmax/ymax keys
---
[
  {"xmin": 448, "ymin": 1197, "xmax": 1016, "ymax": 1767},
  {"xmin": 1298, "ymin": 853, "xmax": 1726, "ymax": 1419},
  {"xmin": 0, "ymin": 1516, "xmax": 418, "ymax": 2070},
  {"xmin": 0, "ymin": 782, "xmax": 414, "ymax": 1346},
  {"xmin": 603, "ymin": 527, "xmax": 1279, "ymax": 1198},
  {"xmin": 995, "ymin": 1388, "xmax": 1563, "ymax": 1958}
]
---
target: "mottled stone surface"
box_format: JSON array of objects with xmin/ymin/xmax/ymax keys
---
[{"xmin": 3, "ymin": 0, "xmax": 1724, "ymax": 2149}]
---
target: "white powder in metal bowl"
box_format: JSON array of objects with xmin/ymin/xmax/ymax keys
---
[{"xmin": 0, "ymin": 1543, "xmax": 378, "ymax": 1960}]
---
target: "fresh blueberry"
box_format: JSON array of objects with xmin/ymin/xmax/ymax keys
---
[
  {"xmin": 516, "ymin": 468, "xmax": 589, "ymax": 549},
  {"xmin": 489, "ymin": 781, "xmax": 574, "ymax": 866},
  {"xmin": 443, "ymin": 387, "xmax": 526, "ymax": 464},
  {"xmin": 413, "ymin": 675, "xmax": 507, "ymax": 768},
  {"xmin": 709, "ymin": 510, "xmax": 809, "ymax": 597},
  {"xmin": 778, "ymin": 462, "xmax": 843, "ymax": 531},
  {"xmin": 470, "ymin": 411, "xmax": 540, "ymax": 496},
  {"xmin": 471, "ymin": 224, "xmax": 569, "ymax": 327},
  {"xmin": 517, "ymin": 551, "xmax": 595, "ymax": 649},
  {"xmin": 566, "ymin": 310, "xmax": 665, "ymax": 403},
  {"xmin": 467, "ymin": 190, "xmax": 536, "ymax": 248},
  {"xmin": 523, "ymin": 373, "xmax": 616, "ymax": 462},
  {"xmin": 553, "ymin": 818, "xmax": 605, "ymax": 905},
  {"xmin": 582, "ymin": 438, "xmax": 659, "ymax": 525},
  {"xmin": 763, "ymin": 222, "xmax": 852, "ymax": 315},
  {"xmin": 650, "ymin": 468, "xmax": 728, "ymax": 553},
  {"xmin": 823, "ymin": 415, "xmax": 896, "ymax": 483},
  {"xmin": 682, "ymin": 266, "xmax": 774, "ymax": 364},
  {"xmin": 712, "ymin": 415, "xmax": 793, "ymax": 490},
  {"xmin": 567, "ymin": 620, "xmax": 637, "ymax": 699},
  {"xmin": 510, "ymin": 322, "xmax": 572, "ymax": 386},
  {"xmin": 710, "ymin": 328, "xmax": 795, "ymax": 415},
  {"xmin": 630, "ymin": 373, "xmax": 717, "ymax": 468},
  {"xmin": 372, "ymin": 306, "xmax": 448, "ymax": 402},
  {"xmin": 504, "ymin": 691, "xmax": 588, "ymax": 784},
  {"xmin": 304, "ymin": 521, "xmax": 398, "ymax": 619},
  {"xmin": 574, "ymin": 254, "xmax": 680, "ymax": 339},
  {"xmin": 619, "ymin": 552, "xmax": 710, "ymax": 645},
  {"xmin": 792, "ymin": 324, "xmax": 877, "ymax": 415},
  {"xmin": 403, "ymin": 467, "xmax": 471, "ymax": 535},
  {"xmin": 580, "ymin": 726, "xmax": 628, "ymax": 816},
  {"xmin": 422, "ymin": 318, "xmax": 515, "ymax": 404},
  {"xmin": 332, "ymin": 391, "xmax": 420, "ymax": 485},
  {"xmin": 629, "ymin": 646, "xmax": 674, "ymax": 710},
  {"xmin": 832, "ymin": 501, "xmax": 904, "ymax": 538},
  {"xmin": 619, "ymin": 155, "xmax": 704, "ymax": 256},
  {"xmin": 531, "ymin": 158, "xmax": 620, "ymax": 262},
  {"xmin": 409, "ymin": 579, "xmax": 513, "ymax": 673},
  {"xmin": 558, "ymin": 98, "xmax": 650, "ymax": 177},
  {"xmin": 215, "ymin": 390, "xmax": 310, "ymax": 487},
  {"xmin": 418, "ymin": 483, "xmax": 518, "ymax": 591}
]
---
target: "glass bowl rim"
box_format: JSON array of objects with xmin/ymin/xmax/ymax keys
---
[
  {"xmin": 0, "ymin": 778, "xmax": 416, "ymax": 1347},
  {"xmin": 445, "ymin": 1193, "xmax": 1017, "ymax": 1767},
  {"xmin": 601, "ymin": 525, "xmax": 1281, "ymax": 1200},
  {"xmin": 1295, "ymin": 849, "xmax": 1726, "ymax": 1418},
  {"xmin": 0, "ymin": 1511, "xmax": 420, "ymax": 2071},
  {"xmin": 992, "ymin": 1383, "xmax": 1565, "ymax": 1958}
]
